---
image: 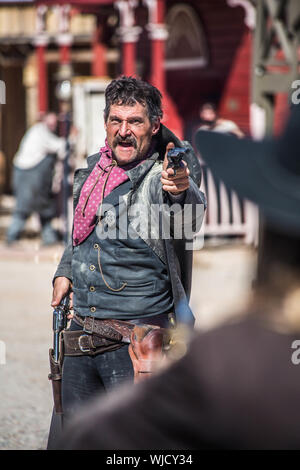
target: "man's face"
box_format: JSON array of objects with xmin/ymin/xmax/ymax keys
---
[
  {"xmin": 200, "ymin": 108, "xmax": 216, "ymax": 123},
  {"xmin": 44, "ymin": 113, "xmax": 58, "ymax": 132},
  {"xmin": 105, "ymin": 102, "xmax": 160, "ymax": 166}
]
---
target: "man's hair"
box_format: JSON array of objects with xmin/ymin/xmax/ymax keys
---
[
  {"xmin": 104, "ymin": 76, "xmax": 163, "ymax": 124},
  {"xmin": 199, "ymin": 102, "xmax": 217, "ymax": 113}
]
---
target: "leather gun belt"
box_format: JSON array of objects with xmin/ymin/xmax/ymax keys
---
[{"xmin": 63, "ymin": 314, "xmax": 138, "ymax": 356}]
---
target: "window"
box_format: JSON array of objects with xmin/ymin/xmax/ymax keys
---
[{"xmin": 165, "ymin": 4, "xmax": 208, "ymax": 70}]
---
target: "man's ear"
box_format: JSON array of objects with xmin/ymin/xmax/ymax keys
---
[{"xmin": 151, "ymin": 119, "xmax": 160, "ymax": 136}]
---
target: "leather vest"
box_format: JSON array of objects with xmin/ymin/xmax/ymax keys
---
[{"xmin": 72, "ymin": 181, "xmax": 173, "ymax": 319}]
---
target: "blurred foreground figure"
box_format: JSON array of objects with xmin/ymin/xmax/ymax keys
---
[
  {"xmin": 198, "ymin": 102, "xmax": 244, "ymax": 138},
  {"xmin": 6, "ymin": 113, "xmax": 66, "ymax": 245},
  {"xmin": 59, "ymin": 104, "xmax": 300, "ymax": 450}
]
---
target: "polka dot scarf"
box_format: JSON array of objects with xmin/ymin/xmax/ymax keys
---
[{"xmin": 73, "ymin": 142, "xmax": 131, "ymax": 246}]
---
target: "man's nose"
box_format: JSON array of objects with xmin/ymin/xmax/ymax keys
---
[{"xmin": 118, "ymin": 120, "xmax": 131, "ymax": 137}]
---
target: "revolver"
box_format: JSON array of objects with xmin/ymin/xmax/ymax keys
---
[
  {"xmin": 52, "ymin": 293, "xmax": 70, "ymax": 363},
  {"xmin": 49, "ymin": 291, "xmax": 70, "ymax": 415},
  {"xmin": 166, "ymin": 147, "xmax": 189, "ymax": 176}
]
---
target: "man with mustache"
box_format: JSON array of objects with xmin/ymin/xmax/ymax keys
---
[
  {"xmin": 59, "ymin": 102, "xmax": 300, "ymax": 452},
  {"xmin": 47, "ymin": 76, "xmax": 205, "ymax": 447}
]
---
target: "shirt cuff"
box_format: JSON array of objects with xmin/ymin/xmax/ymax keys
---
[{"xmin": 167, "ymin": 191, "xmax": 186, "ymax": 204}]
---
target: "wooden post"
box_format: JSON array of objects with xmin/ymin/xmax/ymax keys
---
[
  {"xmin": 57, "ymin": 5, "xmax": 72, "ymax": 67},
  {"xmin": 116, "ymin": 0, "xmax": 141, "ymax": 76},
  {"xmin": 34, "ymin": 5, "xmax": 49, "ymax": 114},
  {"xmin": 144, "ymin": 0, "xmax": 183, "ymax": 138},
  {"xmin": 92, "ymin": 25, "xmax": 107, "ymax": 77}
]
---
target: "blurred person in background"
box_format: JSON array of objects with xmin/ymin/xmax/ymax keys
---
[
  {"xmin": 198, "ymin": 102, "xmax": 244, "ymax": 138},
  {"xmin": 6, "ymin": 112, "xmax": 69, "ymax": 246},
  {"xmin": 58, "ymin": 104, "xmax": 300, "ymax": 450}
]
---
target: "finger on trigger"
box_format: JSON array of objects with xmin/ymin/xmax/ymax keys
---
[{"xmin": 166, "ymin": 168, "xmax": 175, "ymax": 176}]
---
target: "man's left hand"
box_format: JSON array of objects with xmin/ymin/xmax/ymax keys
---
[{"xmin": 161, "ymin": 143, "xmax": 190, "ymax": 195}]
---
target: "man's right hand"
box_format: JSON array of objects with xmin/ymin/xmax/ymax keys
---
[{"xmin": 52, "ymin": 277, "xmax": 73, "ymax": 318}]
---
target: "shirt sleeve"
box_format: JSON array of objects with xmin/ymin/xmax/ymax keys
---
[
  {"xmin": 53, "ymin": 239, "xmax": 73, "ymax": 284},
  {"xmin": 44, "ymin": 129, "xmax": 66, "ymax": 160}
]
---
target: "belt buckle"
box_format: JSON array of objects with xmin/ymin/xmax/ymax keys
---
[{"xmin": 78, "ymin": 334, "xmax": 91, "ymax": 353}]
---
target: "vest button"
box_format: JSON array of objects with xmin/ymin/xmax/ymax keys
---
[
  {"xmin": 90, "ymin": 306, "xmax": 96, "ymax": 313},
  {"xmin": 89, "ymin": 286, "xmax": 95, "ymax": 292},
  {"xmin": 89, "ymin": 265, "xmax": 96, "ymax": 271}
]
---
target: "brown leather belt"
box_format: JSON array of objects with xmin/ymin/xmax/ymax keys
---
[
  {"xmin": 63, "ymin": 314, "xmax": 175, "ymax": 383},
  {"xmin": 63, "ymin": 330, "xmax": 124, "ymax": 356},
  {"xmin": 63, "ymin": 313, "xmax": 163, "ymax": 357},
  {"xmin": 74, "ymin": 314, "xmax": 136, "ymax": 343}
]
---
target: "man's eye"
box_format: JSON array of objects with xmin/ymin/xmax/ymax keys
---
[
  {"xmin": 110, "ymin": 117, "xmax": 121, "ymax": 124},
  {"xmin": 130, "ymin": 120, "xmax": 142, "ymax": 125}
]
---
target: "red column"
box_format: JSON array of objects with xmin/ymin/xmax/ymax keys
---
[
  {"xmin": 36, "ymin": 43, "xmax": 48, "ymax": 115},
  {"xmin": 122, "ymin": 41, "xmax": 136, "ymax": 76},
  {"xmin": 146, "ymin": 0, "xmax": 183, "ymax": 138},
  {"xmin": 151, "ymin": 34, "xmax": 165, "ymax": 92},
  {"xmin": 149, "ymin": 0, "xmax": 166, "ymax": 92},
  {"xmin": 92, "ymin": 26, "xmax": 107, "ymax": 77},
  {"xmin": 57, "ymin": 6, "xmax": 73, "ymax": 68},
  {"xmin": 116, "ymin": 0, "xmax": 141, "ymax": 77},
  {"xmin": 60, "ymin": 44, "xmax": 71, "ymax": 65},
  {"xmin": 34, "ymin": 6, "xmax": 48, "ymax": 114}
]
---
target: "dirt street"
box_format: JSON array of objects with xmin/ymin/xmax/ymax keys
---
[{"xmin": 0, "ymin": 239, "xmax": 256, "ymax": 450}]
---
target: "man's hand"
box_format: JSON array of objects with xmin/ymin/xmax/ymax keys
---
[
  {"xmin": 161, "ymin": 142, "xmax": 190, "ymax": 195},
  {"xmin": 52, "ymin": 276, "xmax": 73, "ymax": 319}
]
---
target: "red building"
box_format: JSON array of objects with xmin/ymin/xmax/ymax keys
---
[
  {"xmin": 35, "ymin": 0, "xmax": 252, "ymax": 138},
  {"xmin": 0, "ymin": 0, "xmax": 254, "ymax": 191}
]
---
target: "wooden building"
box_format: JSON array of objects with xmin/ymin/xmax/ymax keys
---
[{"xmin": 0, "ymin": 0, "xmax": 255, "ymax": 193}]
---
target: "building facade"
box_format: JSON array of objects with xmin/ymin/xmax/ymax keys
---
[{"xmin": 0, "ymin": 0, "xmax": 259, "ymax": 192}]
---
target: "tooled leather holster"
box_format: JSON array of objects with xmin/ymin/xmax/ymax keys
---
[
  {"xmin": 128, "ymin": 325, "xmax": 171, "ymax": 382},
  {"xmin": 64, "ymin": 314, "xmax": 172, "ymax": 382}
]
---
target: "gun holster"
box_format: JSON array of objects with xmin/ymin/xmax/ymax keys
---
[
  {"xmin": 128, "ymin": 325, "xmax": 171, "ymax": 383},
  {"xmin": 48, "ymin": 333, "xmax": 65, "ymax": 415}
]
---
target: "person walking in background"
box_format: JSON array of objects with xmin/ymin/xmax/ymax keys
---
[
  {"xmin": 198, "ymin": 102, "xmax": 244, "ymax": 138},
  {"xmin": 6, "ymin": 112, "xmax": 70, "ymax": 246}
]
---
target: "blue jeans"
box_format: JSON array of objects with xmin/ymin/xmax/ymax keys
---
[
  {"xmin": 47, "ymin": 313, "xmax": 171, "ymax": 448},
  {"xmin": 6, "ymin": 157, "xmax": 58, "ymax": 244},
  {"xmin": 61, "ymin": 312, "xmax": 172, "ymax": 418},
  {"xmin": 61, "ymin": 320, "xmax": 134, "ymax": 419}
]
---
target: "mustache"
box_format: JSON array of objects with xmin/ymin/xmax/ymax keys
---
[{"xmin": 113, "ymin": 136, "xmax": 137, "ymax": 148}]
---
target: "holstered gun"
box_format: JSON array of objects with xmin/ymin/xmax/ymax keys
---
[
  {"xmin": 166, "ymin": 147, "xmax": 189, "ymax": 176},
  {"xmin": 48, "ymin": 294, "xmax": 70, "ymax": 415}
]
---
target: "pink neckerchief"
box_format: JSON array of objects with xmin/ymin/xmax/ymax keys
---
[{"xmin": 73, "ymin": 141, "xmax": 149, "ymax": 246}]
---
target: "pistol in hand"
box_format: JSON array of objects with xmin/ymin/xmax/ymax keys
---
[{"xmin": 166, "ymin": 147, "xmax": 189, "ymax": 176}]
